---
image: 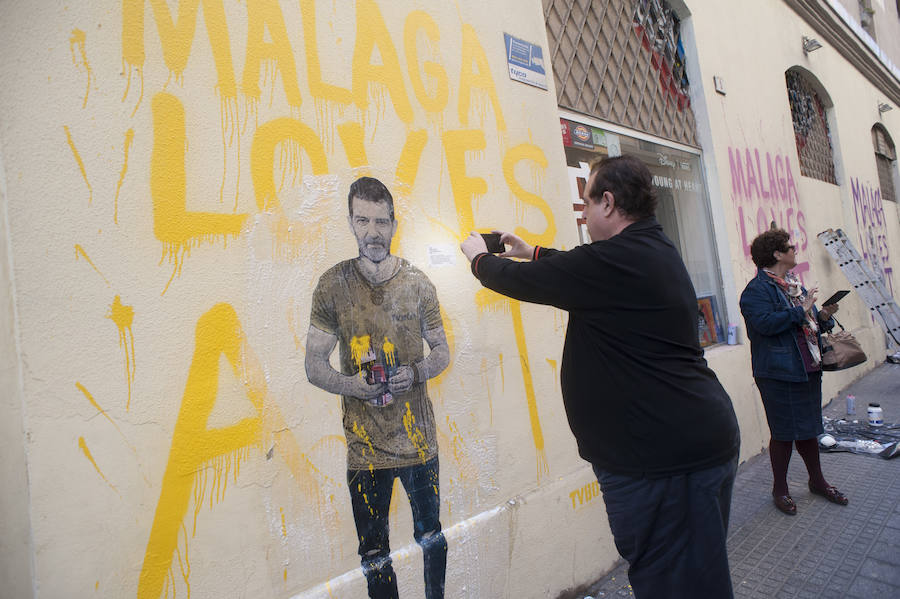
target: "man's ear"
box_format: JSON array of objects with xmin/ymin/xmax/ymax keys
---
[{"xmin": 602, "ymin": 191, "xmax": 616, "ymax": 214}]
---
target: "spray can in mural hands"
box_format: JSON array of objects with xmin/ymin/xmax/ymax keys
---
[{"xmin": 366, "ymin": 363, "xmax": 394, "ymax": 407}]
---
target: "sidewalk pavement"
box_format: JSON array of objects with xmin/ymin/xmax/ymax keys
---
[{"xmin": 566, "ymin": 361, "xmax": 900, "ymax": 599}]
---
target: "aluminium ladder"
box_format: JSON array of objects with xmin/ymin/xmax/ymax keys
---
[{"xmin": 818, "ymin": 228, "xmax": 900, "ymax": 351}]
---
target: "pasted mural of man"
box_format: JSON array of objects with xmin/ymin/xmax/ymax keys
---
[{"xmin": 305, "ymin": 176, "xmax": 450, "ymax": 599}]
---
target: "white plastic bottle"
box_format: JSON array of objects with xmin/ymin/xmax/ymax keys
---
[{"xmin": 867, "ymin": 403, "xmax": 884, "ymax": 427}]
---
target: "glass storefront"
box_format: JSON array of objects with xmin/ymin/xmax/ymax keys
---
[{"xmin": 561, "ymin": 116, "xmax": 726, "ymax": 347}]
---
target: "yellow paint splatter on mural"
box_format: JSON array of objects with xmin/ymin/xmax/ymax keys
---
[
  {"xmin": 350, "ymin": 335, "xmax": 372, "ymax": 372},
  {"xmin": 476, "ymin": 289, "xmax": 547, "ymax": 481},
  {"xmin": 78, "ymin": 436, "xmax": 119, "ymax": 495},
  {"xmin": 64, "ymin": 126, "xmax": 92, "ymax": 203},
  {"xmin": 114, "ymin": 129, "xmax": 135, "ymax": 224},
  {"xmin": 76, "ymin": 381, "xmax": 150, "ymax": 486},
  {"xmin": 138, "ymin": 304, "xmax": 322, "ymax": 599},
  {"xmin": 68, "ymin": 29, "xmax": 92, "ymax": 108},
  {"xmin": 106, "ymin": 296, "xmax": 136, "ymax": 411},
  {"xmin": 382, "ymin": 337, "xmax": 396, "ymax": 368},
  {"xmin": 280, "ymin": 507, "xmax": 287, "ymax": 538},
  {"xmin": 403, "ymin": 402, "xmax": 429, "ymax": 463},
  {"xmin": 74, "ymin": 244, "xmax": 110, "ymax": 287},
  {"xmin": 351, "ymin": 421, "xmax": 376, "ymax": 459}
]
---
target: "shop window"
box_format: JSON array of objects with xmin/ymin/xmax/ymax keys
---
[
  {"xmin": 872, "ymin": 124, "xmax": 897, "ymax": 202},
  {"xmin": 543, "ymin": 0, "xmax": 698, "ymax": 146},
  {"xmin": 561, "ymin": 117, "xmax": 726, "ymax": 347},
  {"xmin": 785, "ymin": 68, "xmax": 837, "ymax": 184}
]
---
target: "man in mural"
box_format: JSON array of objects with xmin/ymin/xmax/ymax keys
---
[
  {"xmin": 460, "ymin": 156, "xmax": 741, "ymax": 598},
  {"xmin": 305, "ymin": 176, "xmax": 450, "ymax": 599}
]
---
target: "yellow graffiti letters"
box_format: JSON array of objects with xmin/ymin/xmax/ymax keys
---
[
  {"xmin": 337, "ymin": 121, "xmax": 370, "ymax": 170},
  {"xmin": 242, "ymin": 0, "xmax": 303, "ymax": 107},
  {"xmin": 458, "ymin": 24, "xmax": 505, "ymax": 132},
  {"xmin": 250, "ymin": 117, "xmax": 329, "ymax": 211},
  {"xmin": 122, "ymin": 0, "xmax": 237, "ymax": 97},
  {"xmin": 502, "ymin": 143, "xmax": 555, "ymax": 247},
  {"xmin": 569, "ymin": 480, "xmax": 600, "ymax": 509},
  {"xmin": 300, "ymin": 0, "xmax": 353, "ymax": 105},
  {"xmin": 138, "ymin": 304, "xmax": 265, "ymax": 599},
  {"xmin": 403, "ymin": 11, "xmax": 449, "ymax": 115},
  {"xmin": 152, "ymin": 93, "xmax": 247, "ymax": 289},
  {"xmin": 443, "ymin": 129, "xmax": 487, "ymax": 237},
  {"xmin": 352, "ymin": 0, "xmax": 414, "ymax": 123}
]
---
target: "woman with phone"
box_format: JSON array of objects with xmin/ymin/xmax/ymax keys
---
[{"xmin": 739, "ymin": 228, "xmax": 848, "ymax": 515}]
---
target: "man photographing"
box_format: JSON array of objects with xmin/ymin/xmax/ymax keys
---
[
  {"xmin": 460, "ymin": 155, "xmax": 740, "ymax": 598},
  {"xmin": 306, "ymin": 176, "xmax": 450, "ymax": 599}
]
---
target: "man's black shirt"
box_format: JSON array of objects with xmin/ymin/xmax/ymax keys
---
[{"xmin": 471, "ymin": 217, "xmax": 739, "ymax": 477}]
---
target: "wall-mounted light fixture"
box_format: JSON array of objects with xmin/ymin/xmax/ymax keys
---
[
  {"xmin": 878, "ymin": 102, "xmax": 893, "ymax": 114},
  {"xmin": 802, "ymin": 36, "xmax": 823, "ymax": 54}
]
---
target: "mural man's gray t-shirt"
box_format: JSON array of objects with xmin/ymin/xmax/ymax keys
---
[{"xmin": 310, "ymin": 258, "xmax": 442, "ymax": 470}]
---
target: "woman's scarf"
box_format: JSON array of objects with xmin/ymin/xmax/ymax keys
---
[{"xmin": 764, "ymin": 270, "xmax": 821, "ymax": 365}]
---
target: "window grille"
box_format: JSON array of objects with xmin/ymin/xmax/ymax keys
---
[
  {"xmin": 873, "ymin": 124, "xmax": 897, "ymax": 202},
  {"xmin": 785, "ymin": 69, "xmax": 837, "ymax": 184},
  {"xmin": 543, "ymin": 0, "xmax": 698, "ymax": 146}
]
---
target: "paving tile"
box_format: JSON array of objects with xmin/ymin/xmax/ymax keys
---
[
  {"xmin": 846, "ymin": 576, "xmax": 900, "ymax": 598},
  {"xmin": 858, "ymin": 558, "xmax": 900, "ymax": 585}
]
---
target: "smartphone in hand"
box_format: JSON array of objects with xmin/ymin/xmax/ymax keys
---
[
  {"xmin": 481, "ymin": 233, "xmax": 505, "ymax": 253},
  {"xmin": 822, "ymin": 290, "xmax": 850, "ymax": 306}
]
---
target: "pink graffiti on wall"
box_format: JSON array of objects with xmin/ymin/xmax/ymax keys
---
[
  {"xmin": 728, "ymin": 146, "xmax": 810, "ymax": 281},
  {"xmin": 851, "ymin": 178, "xmax": 894, "ymax": 295}
]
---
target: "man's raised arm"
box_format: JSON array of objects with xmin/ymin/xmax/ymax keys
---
[{"xmin": 305, "ymin": 325, "xmax": 383, "ymax": 401}]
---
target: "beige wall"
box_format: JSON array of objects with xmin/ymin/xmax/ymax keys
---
[
  {"xmin": 688, "ymin": 0, "xmax": 900, "ymax": 453},
  {"xmin": 0, "ymin": 1, "xmax": 622, "ymax": 597}
]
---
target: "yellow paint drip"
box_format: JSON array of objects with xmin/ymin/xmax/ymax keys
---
[
  {"xmin": 69, "ymin": 29, "xmax": 92, "ymax": 108},
  {"xmin": 403, "ymin": 402, "xmax": 429, "ymax": 462},
  {"xmin": 499, "ymin": 352, "xmax": 505, "ymax": 391},
  {"xmin": 350, "ymin": 335, "xmax": 372, "ymax": 372},
  {"xmin": 106, "ymin": 296, "xmax": 136, "ymax": 411},
  {"xmin": 74, "ymin": 244, "xmax": 110, "ymax": 286},
  {"xmin": 382, "ymin": 337, "xmax": 396, "ymax": 368},
  {"xmin": 480, "ymin": 357, "xmax": 493, "ymax": 426},
  {"xmin": 280, "ymin": 507, "xmax": 287, "ymax": 538},
  {"xmin": 546, "ymin": 358, "xmax": 558, "ymax": 381},
  {"xmin": 76, "ymin": 381, "xmax": 150, "ymax": 486},
  {"xmin": 114, "ymin": 129, "xmax": 135, "ymax": 224},
  {"xmin": 352, "ymin": 421, "xmax": 376, "ymax": 458},
  {"xmin": 138, "ymin": 304, "xmax": 322, "ymax": 599},
  {"xmin": 64, "ymin": 126, "xmax": 92, "ymax": 203},
  {"xmin": 78, "ymin": 436, "xmax": 119, "ymax": 495},
  {"xmin": 152, "ymin": 93, "xmax": 247, "ymax": 295},
  {"xmin": 476, "ymin": 291, "xmax": 547, "ymax": 480}
]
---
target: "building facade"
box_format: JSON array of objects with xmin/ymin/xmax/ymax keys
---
[{"xmin": 1, "ymin": 1, "xmax": 898, "ymax": 597}]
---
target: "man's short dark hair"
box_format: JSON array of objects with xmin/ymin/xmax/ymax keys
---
[
  {"xmin": 348, "ymin": 176, "xmax": 395, "ymax": 220},
  {"xmin": 587, "ymin": 155, "xmax": 657, "ymax": 220},
  {"xmin": 750, "ymin": 228, "xmax": 790, "ymax": 268}
]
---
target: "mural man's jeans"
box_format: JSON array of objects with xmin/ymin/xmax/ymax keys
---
[{"xmin": 347, "ymin": 457, "xmax": 447, "ymax": 599}]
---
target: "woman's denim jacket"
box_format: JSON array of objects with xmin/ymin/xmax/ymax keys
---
[{"xmin": 739, "ymin": 269, "xmax": 835, "ymax": 382}]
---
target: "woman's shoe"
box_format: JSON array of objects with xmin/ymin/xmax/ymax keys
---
[
  {"xmin": 772, "ymin": 494, "xmax": 797, "ymax": 515},
  {"xmin": 809, "ymin": 482, "xmax": 849, "ymax": 505}
]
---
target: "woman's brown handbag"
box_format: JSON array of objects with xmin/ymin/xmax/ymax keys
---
[{"xmin": 821, "ymin": 317, "xmax": 867, "ymax": 371}]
